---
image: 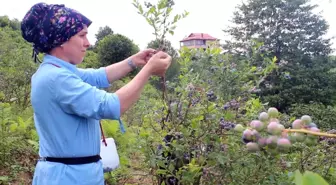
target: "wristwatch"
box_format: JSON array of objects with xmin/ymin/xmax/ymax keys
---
[{"xmin": 127, "ymin": 58, "xmax": 137, "ymax": 70}]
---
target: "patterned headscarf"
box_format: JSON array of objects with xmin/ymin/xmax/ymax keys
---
[{"xmin": 21, "ymin": 3, "xmax": 92, "ymax": 62}]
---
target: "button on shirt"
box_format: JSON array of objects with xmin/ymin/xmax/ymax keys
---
[{"xmin": 31, "ymin": 54, "xmax": 121, "ymax": 185}]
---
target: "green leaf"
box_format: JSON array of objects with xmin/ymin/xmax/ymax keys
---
[
  {"xmin": 0, "ymin": 176, "xmax": 8, "ymax": 182},
  {"xmin": 148, "ymin": 6, "xmax": 156, "ymax": 14},
  {"xmin": 27, "ymin": 139, "xmax": 38, "ymax": 146},
  {"xmin": 191, "ymin": 119, "xmax": 197, "ymax": 129},
  {"xmin": 250, "ymin": 66, "xmax": 257, "ymax": 72},
  {"xmin": 156, "ymin": 169, "xmax": 167, "ymax": 175},
  {"xmin": 132, "ymin": 0, "xmax": 138, "ymax": 9},
  {"xmin": 173, "ymin": 14, "xmax": 180, "ymax": 23},
  {"xmin": 294, "ymin": 170, "xmax": 303, "ymax": 185},
  {"xmin": 166, "ymin": 7, "xmax": 172, "ymax": 14},
  {"xmin": 146, "ymin": 18, "xmax": 153, "ymax": 26},
  {"xmin": 138, "ymin": 4, "xmax": 144, "ymax": 14},
  {"xmin": 170, "ymin": 25, "xmax": 177, "ymax": 30},
  {"xmin": 302, "ymin": 171, "xmax": 329, "ymax": 185},
  {"xmin": 168, "ymin": 163, "xmax": 175, "ymax": 172},
  {"xmin": 183, "ymin": 10, "xmax": 189, "ymax": 17},
  {"xmin": 158, "ymin": 0, "xmax": 166, "ymax": 9}
]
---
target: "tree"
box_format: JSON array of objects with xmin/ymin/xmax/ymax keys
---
[
  {"xmin": 223, "ymin": 0, "xmax": 333, "ymax": 60},
  {"xmin": 223, "ymin": 0, "xmax": 336, "ymax": 112},
  {"xmin": 257, "ymin": 56, "xmax": 336, "ymax": 111},
  {"xmin": 95, "ymin": 25, "xmax": 113, "ymax": 44},
  {"xmin": 146, "ymin": 39, "xmax": 180, "ymax": 89},
  {"xmin": 77, "ymin": 50, "xmax": 101, "ymax": 69},
  {"xmin": 147, "ymin": 39, "xmax": 178, "ymax": 58},
  {"xmin": 97, "ymin": 33, "xmax": 139, "ymax": 67},
  {"xmin": 0, "ymin": 16, "xmax": 20, "ymax": 31},
  {"xmin": 0, "ymin": 26, "xmax": 37, "ymax": 109}
]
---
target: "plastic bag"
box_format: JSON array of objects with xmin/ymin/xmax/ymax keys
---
[{"xmin": 100, "ymin": 138, "xmax": 120, "ymax": 173}]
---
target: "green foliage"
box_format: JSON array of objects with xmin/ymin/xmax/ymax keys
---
[
  {"xmin": 0, "ymin": 103, "xmax": 38, "ymax": 184},
  {"xmin": 0, "ymin": 26, "xmax": 38, "ymax": 109},
  {"xmin": 288, "ymin": 103, "xmax": 336, "ymax": 130},
  {"xmin": 77, "ymin": 50, "xmax": 101, "ymax": 68},
  {"xmin": 223, "ymin": 0, "xmax": 336, "ymax": 112},
  {"xmin": 122, "ymin": 45, "xmax": 280, "ymax": 184},
  {"xmin": 0, "ymin": 16, "xmax": 39, "ymax": 184},
  {"xmin": 132, "ymin": 0, "xmax": 188, "ymax": 48},
  {"xmin": 126, "ymin": 1, "xmax": 336, "ymax": 184},
  {"xmin": 1, "ymin": 0, "xmax": 336, "ymax": 184},
  {"xmin": 187, "ymin": 42, "xmax": 277, "ymax": 104},
  {"xmin": 257, "ymin": 55, "xmax": 336, "ymax": 112},
  {"xmin": 95, "ymin": 25, "xmax": 114, "ymax": 43},
  {"xmin": 292, "ymin": 170, "xmax": 330, "ymax": 185},
  {"xmin": 147, "ymin": 39, "xmax": 181, "ymax": 89},
  {"xmin": 0, "ymin": 15, "xmax": 20, "ymax": 30},
  {"xmin": 147, "ymin": 39, "xmax": 178, "ymax": 58},
  {"xmin": 97, "ymin": 33, "xmax": 139, "ymax": 66},
  {"xmin": 223, "ymin": 0, "xmax": 332, "ymax": 57},
  {"xmin": 101, "ymin": 119, "xmax": 153, "ymax": 184}
]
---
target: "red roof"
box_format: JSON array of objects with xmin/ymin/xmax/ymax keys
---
[{"xmin": 180, "ymin": 33, "xmax": 218, "ymax": 42}]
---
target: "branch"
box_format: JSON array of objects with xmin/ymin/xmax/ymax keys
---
[{"xmin": 284, "ymin": 129, "xmax": 336, "ymax": 138}]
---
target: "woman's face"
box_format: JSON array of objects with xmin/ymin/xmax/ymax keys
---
[{"xmin": 62, "ymin": 25, "xmax": 90, "ymax": 65}]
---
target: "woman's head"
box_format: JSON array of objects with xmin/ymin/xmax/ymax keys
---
[{"xmin": 21, "ymin": 2, "xmax": 91, "ymax": 64}]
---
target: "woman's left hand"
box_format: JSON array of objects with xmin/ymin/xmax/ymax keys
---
[{"xmin": 131, "ymin": 48, "xmax": 156, "ymax": 67}]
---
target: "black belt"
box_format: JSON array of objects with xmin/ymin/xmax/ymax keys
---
[{"xmin": 39, "ymin": 155, "xmax": 101, "ymax": 165}]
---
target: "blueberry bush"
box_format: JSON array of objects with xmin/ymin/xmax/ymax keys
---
[
  {"xmin": 1, "ymin": 1, "xmax": 336, "ymax": 185},
  {"xmin": 108, "ymin": 0, "xmax": 335, "ymax": 184},
  {"xmin": 87, "ymin": 1, "xmax": 336, "ymax": 185}
]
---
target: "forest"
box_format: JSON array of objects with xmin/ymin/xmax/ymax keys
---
[{"xmin": 0, "ymin": 0, "xmax": 335, "ymax": 184}]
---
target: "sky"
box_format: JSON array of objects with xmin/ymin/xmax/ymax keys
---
[{"xmin": 1, "ymin": 0, "xmax": 335, "ymax": 53}]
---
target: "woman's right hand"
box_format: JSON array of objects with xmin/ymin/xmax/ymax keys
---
[
  {"xmin": 144, "ymin": 51, "xmax": 172, "ymax": 76},
  {"xmin": 114, "ymin": 50, "xmax": 172, "ymax": 115}
]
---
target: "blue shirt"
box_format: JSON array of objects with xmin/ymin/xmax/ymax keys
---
[{"xmin": 31, "ymin": 54, "xmax": 121, "ymax": 185}]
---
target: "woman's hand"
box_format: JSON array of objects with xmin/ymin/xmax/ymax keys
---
[
  {"xmin": 131, "ymin": 48, "xmax": 156, "ymax": 67},
  {"xmin": 143, "ymin": 51, "xmax": 172, "ymax": 76}
]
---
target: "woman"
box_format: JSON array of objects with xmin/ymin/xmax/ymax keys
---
[{"xmin": 21, "ymin": 2, "xmax": 172, "ymax": 185}]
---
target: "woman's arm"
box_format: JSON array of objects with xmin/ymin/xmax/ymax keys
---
[
  {"xmin": 115, "ymin": 66, "xmax": 151, "ymax": 114},
  {"xmin": 55, "ymin": 51, "xmax": 170, "ymax": 119},
  {"xmin": 105, "ymin": 49, "xmax": 156, "ymax": 83},
  {"xmin": 115, "ymin": 51, "xmax": 171, "ymax": 114},
  {"xmin": 55, "ymin": 64, "xmax": 151, "ymax": 119},
  {"xmin": 105, "ymin": 57, "xmax": 134, "ymax": 83},
  {"xmin": 77, "ymin": 67, "xmax": 111, "ymax": 88},
  {"xmin": 76, "ymin": 57, "xmax": 137, "ymax": 88}
]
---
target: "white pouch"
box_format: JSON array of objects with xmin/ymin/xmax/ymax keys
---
[{"xmin": 100, "ymin": 138, "xmax": 120, "ymax": 173}]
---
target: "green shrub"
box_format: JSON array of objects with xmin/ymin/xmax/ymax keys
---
[{"xmin": 288, "ymin": 103, "xmax": 336, "ymax": 130}]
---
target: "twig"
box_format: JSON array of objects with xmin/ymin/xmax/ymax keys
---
[
  {"xmin": 284, "ymin": 129, "xmax": 336, "ymax": 138},
  {"xmin": 179, "ymin": 98, "xmax": 192, "ymax": 126},
  {"xmin": 323, "ymin": 150, "xmax": 335, "ymax": 178}
]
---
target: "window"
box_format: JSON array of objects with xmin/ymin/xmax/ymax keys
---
[
  {"xmin": 182, "ymin": 40, "xmax": 193, "ymax": 46},
  {"xmin": 195, "ymin": 40, "xmax": 205, "ymax": 45}
]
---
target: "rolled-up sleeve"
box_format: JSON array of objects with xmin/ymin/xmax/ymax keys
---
[
  {"xmin": 77, "ymin": 67, "xmax": 110, "ymax": 88},
  {"xmin": 54, "ymin": 71, "xmax": 120, "ymax": 120}
]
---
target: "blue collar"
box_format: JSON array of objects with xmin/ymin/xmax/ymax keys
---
[{"xmin": 42, "ymin": 54, "xmax": 79, "ymax": 75}]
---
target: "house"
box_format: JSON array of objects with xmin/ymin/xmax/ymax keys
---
[{"xmin": 179, "ymin": 33, "xmax": 220, "ymax": 49}]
